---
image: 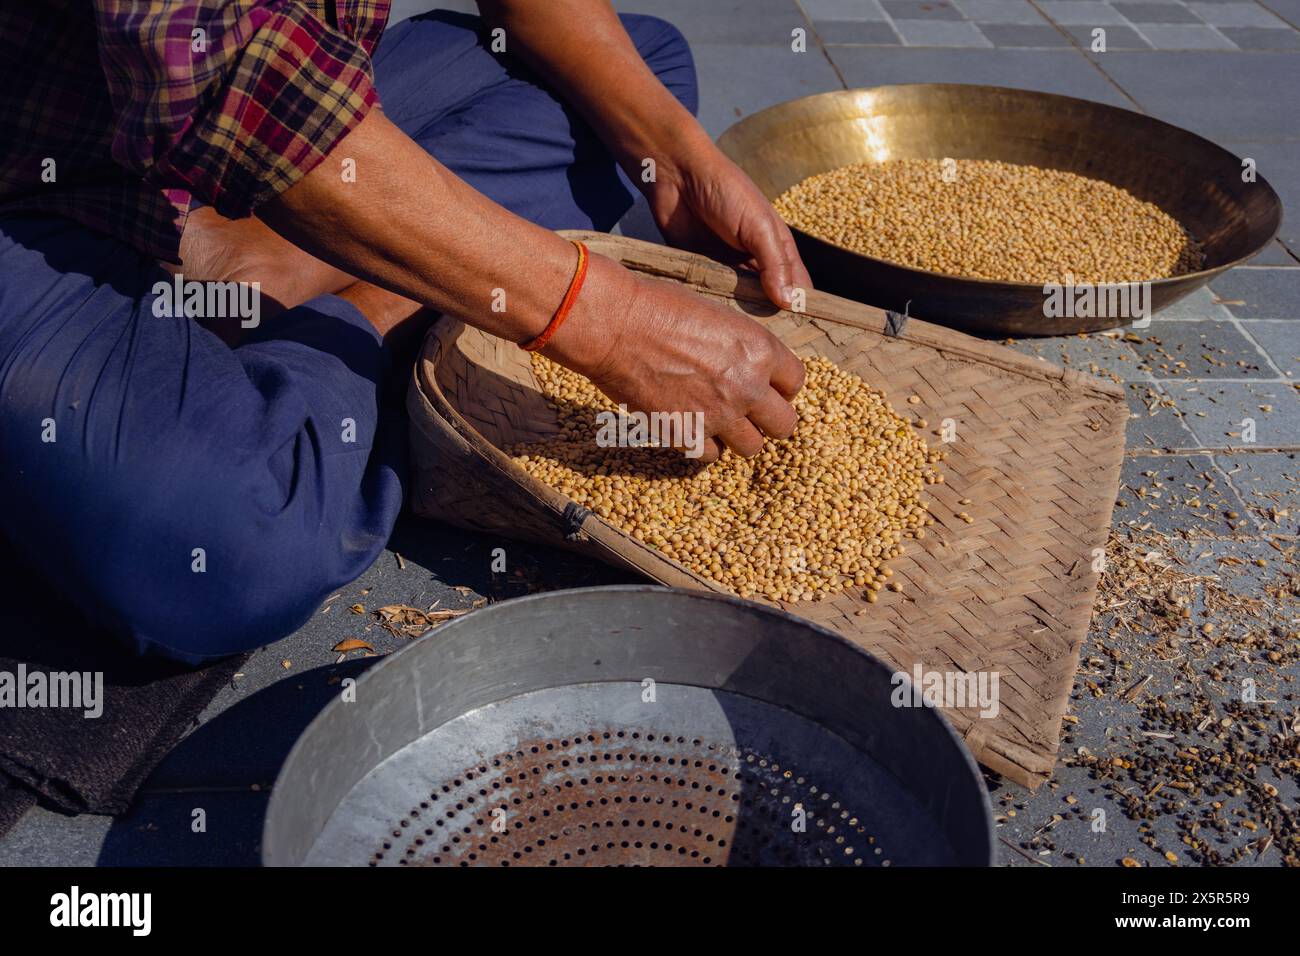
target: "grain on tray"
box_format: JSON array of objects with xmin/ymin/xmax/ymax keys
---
[
  {"xmin": 508, "ymin": 353, "xmax": 944, "ymax": 604},
  {"xmin": 773, "ymin": 158, "xmax": 1204, "ymax": 285}
]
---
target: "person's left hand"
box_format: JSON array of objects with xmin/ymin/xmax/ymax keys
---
[{"xmin": 644, "ymin": 143, "xmax": 813, "ymax": 310}]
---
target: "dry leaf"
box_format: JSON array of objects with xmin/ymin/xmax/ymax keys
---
[{"xmin": 333, "ymin": 638, "xmax": 374, "ymax": 653}]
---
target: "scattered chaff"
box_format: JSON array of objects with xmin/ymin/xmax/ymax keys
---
[
  {"xmin": 1121, "ymin": 675, "xmax": 1153, "ymax": 702},
  {"xmin": 1069, "ymin": 520, "xmax": 1300, "ymax": 866},
  {"xmin": 375, "ymin": 604, "xmax": 469, "ymax": 638}
]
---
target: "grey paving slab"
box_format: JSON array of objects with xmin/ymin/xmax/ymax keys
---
[
  {"xmin": 1113, "ymin": 1, "xmax": 1204, "ymax": 21},
  {"xmin": 1208, "ymin": 267, "xmax": 1300, "ymax": 319},
  {"xmin": 978, "ymin": 22, "xmax": 1074, "ymax": 44},
  {"xmin": 1114, "ymin": 453, "xmax": 1244, "ymax": 534},
  {"xmin": 1220, "ymin": 142, "xmax": 1300, "ymax": 253},
  {"xmin": 1007, "ymin": 331, "xmax": 1144, "ymax": 381},
  {"xmin": 828, "ymin": 46, "xmax": 1133, "ymax": 103},
  {"xmin": 1040, "ymin": 1, "xmax": 1132, "ymax": 25},
  {"xmin": 1221, "ymin": 23, "xmax": 1300, "ymax": 45},
  {"xmin": 802, "ymin": 0, "xmax": 890, "ymax": 17},
  {"xmin": 1138, "ymin": 22, "xmax": 1240, "ymax": 45},
  {"xmin": 1189, "ymin": 1, "xmax": 1292, "ymax": 25},
  {"xmin": 95, "ymin": 791, "xmax": 268, "ymax": 866},
  {"xmin": 2, "ymin": 790, "xmax": 266, "ymax": 868},
  {"xmin": 388, "ymin": 0, "xmax": 473, "ymax": 22},
  {"xmin": 691, "ymin": 42, "xmax": 845, "ymax": 137},
  {"xmin": 0, "ymin": 805, "xmax": 111, "ymax": 866},
  {"xmin": 1215, "ymin": 450, "xmax": 1300, "ymax": 518},
  {"xmin": 1128, "ymin": 319, "xmax": 1274, "ymax": 379},
  {"xmin": 1240, "ymin": 320, "xmax": 1300, "ymax": 374},
  {"xmin": 817, "ymin": 19, "xmax": 904, "ymax": 42},
  {"xmin": 1063, "ymin": 23, "xmax": 1153, "ymax": 46},
  {"xmin": 1087, "ymin": 52, "xmax": 1300, "ymax": 141},
  {"xmin": 894, "ymin": 17, "xmax": 996, "ymax": 42},
  {"xmin": 955, "ymin": 0, "xmax": 1050, "ymax": 21},
  {"xmin": 144, "ymin": 657, "xmax": 379, "ymax": 789},
  {"xmin": 1260, "ymin": 0, "xmax": 1300, "ymax": 23},
  {"xmin": 612, "ymin": 0, "xmax": 809, "ymax": 46},
  {"xmin": 991, "ymin": 552, "xmax": 1297, "ymax": 868},
  {"xmin": 1124, "ymin": 380, "xmax": 1205, "ymax": 449},
  {"xmin": 883, "ymin": 0, "xmax": 967, "ymax": 18},
  {"xmin": 990, "ymin": 751, "xmax": 1165, "ymax": 866},
  {"xmin": 1162, "ymin": 380, "xmax": 1300, "ymax": 446},
  {"xmin": 1156, "ymin": 285, "xmax": 1236, "ymax": 321},
  {"xmin": 1249, "ymin": 240, "xmax": 1300, "ymax": 265}
]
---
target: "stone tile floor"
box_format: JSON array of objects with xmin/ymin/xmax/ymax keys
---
[{"xmin": 2, "ymin": 0, "xmax": 1295, "ymax": 866}]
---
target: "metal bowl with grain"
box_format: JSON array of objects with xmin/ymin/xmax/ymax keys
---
[{"xmin": 718, "ymin": 84, "xmax": 1283, "ymax": 336}]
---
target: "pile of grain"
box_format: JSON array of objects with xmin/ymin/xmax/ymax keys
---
[
  {"xmin": 509, "ymin": 354, "xmax": 944, "ymax": 604},
  {"xmin": 773, "ymin": 158, "xmax": 1204, "ymax": 284}
]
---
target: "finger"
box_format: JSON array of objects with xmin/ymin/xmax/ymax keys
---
[
  {"xmin": 747, "ymin": 387, "xmax": 799, "ymax": 441},
  {"xmin": 738, "ymin": 212, "xmax": 797, "ymax": 309},
  {"xmin": 698, "ymin": 435, "xmax": 723, "ymax": 464},
  {"xmin": 767, "ymin": 339, "xmax": 806, "ymax": 400},
  {"xmin": 777, "ymin": 219, "xmax": 814, "ymax": 294},
  {"xmin": 715, "ymin": 417, "xmax": 766, "ymax": 459}
]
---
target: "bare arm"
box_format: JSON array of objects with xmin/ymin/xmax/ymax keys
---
[
  {"xmin": 476, "ymin": 0, "xmax": 812, "ymax": 307},
  {"xmin": 259, "ymin": 109, "xmax": 595, "ymax": 354},
  {"xmin": 476, "ymin": 0, "xmax": 709, "ymax": 184},
  {"xmin": 256, "ymin": 108, "xmax": 803, "ymax": 460}
]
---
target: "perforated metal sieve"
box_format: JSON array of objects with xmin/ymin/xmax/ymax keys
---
[{"xmin": 263, "ymin": 587, "xmax": 994, "ymax": 867}]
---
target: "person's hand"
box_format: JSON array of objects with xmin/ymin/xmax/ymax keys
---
[
  {"xmin": 545, "ymin": 253, "xmax": 805, "ymax": 463},
  {"xmin": 644, "ymin": 142, "xmax": 813, "ymax": 311}
]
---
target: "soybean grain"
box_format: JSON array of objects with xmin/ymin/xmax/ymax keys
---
[
  {"xmin": 510, "ymin": 354, "xmax": 944, "ymax": 603},
  {"xmin": 773, "ymin": 158, "xmax": 1204, "ymax": 285}
]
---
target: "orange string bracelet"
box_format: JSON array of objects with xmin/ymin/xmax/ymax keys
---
[{"xmin": 521, "ymin": 240, "xmax": 589, "ymax": 352}]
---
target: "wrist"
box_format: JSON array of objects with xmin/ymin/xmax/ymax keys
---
[
  {"xmin": 539, "ymin": 251, "xmax": 636, "ymax": 384},
  {"xmin": 616, "ymin": 117, "xmax": 715, "ymax": 194}
]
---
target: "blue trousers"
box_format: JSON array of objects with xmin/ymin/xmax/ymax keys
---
[{"xmin": 0, "ymin": 12, "xmax": 697, "ymax": 664}]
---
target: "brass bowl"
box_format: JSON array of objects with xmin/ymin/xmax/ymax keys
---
[{"xmin": 717, "ymin": 84, "xmax": 1283, "ymax": 336}]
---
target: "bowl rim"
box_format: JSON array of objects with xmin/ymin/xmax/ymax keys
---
[
  {"xmin": 262, "ymin": 584, "xmax": 997, "ymax": 866},
  {"xmin": 718, "ymin": 83, "xmax": 1285, "ymax": 294}
]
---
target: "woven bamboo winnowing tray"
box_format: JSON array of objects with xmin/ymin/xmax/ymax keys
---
[{"xmin": 407, "ymin": 231, "xmax": 1128, "ymax": 788}]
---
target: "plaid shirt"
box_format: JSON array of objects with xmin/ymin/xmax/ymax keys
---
[{"xmin": 0, "ymin": 1, "xmax": 390, "ymax": 262}]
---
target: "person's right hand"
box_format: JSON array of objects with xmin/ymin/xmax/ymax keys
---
[{"xmin": 545, "ymin": 252, "xmax": 805, "ymax": 463}]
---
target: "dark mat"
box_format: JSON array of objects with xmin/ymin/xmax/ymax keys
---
[{"xmin": 0, "ymin": 539, "xmax": 243, "ymax": 837}]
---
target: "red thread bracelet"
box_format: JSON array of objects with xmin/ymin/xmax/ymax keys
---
[{"xmin": 521, "ymin": 240, "xmax": 589, "ymax": 352}]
